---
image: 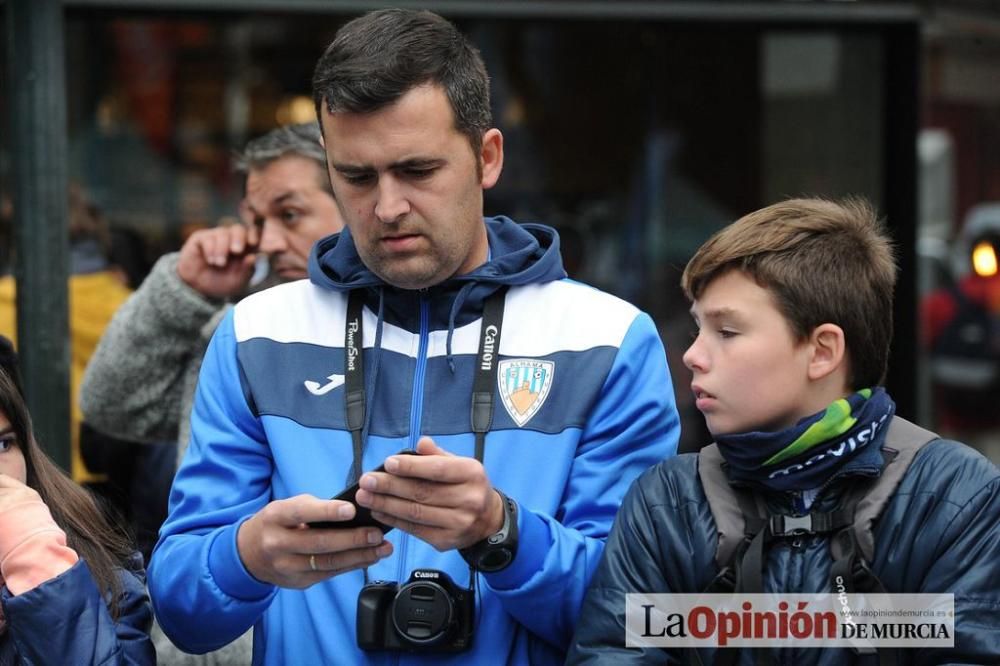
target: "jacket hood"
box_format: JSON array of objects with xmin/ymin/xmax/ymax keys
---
[
  {"xmin": 306, "ymin": 216, "xmax": 568, "ymax": 447},
  {"xmin": 307, "ymin": 215, "xmax": 566, "ymax": 293}
]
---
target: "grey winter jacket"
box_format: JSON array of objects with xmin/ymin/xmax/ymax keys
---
[{"xmin": 80, "ymin": 252, "xmax": 228, "ymax": 463}]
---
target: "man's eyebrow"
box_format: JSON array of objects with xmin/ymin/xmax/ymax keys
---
[
  {"xmin": 332, "ymin": 158, "xmax": 444, "ymax": 173},
  {"xmin": 391, "ymin": 158, "xmax": 444, "ymax": 170},
  {"xmin": 272, "ymin": 192, "xmax": 303, "ymax": 205},
  {"xmin": 331, "ymin": 163, "xmax": 372, "ymax": 174},
  {"xmin": 244, "ymin": 191, "xmax": 301, "ymax": 216}
]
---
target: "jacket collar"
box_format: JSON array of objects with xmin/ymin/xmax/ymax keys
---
[{"xmin": 307, "ymin": 216, "xmax": 566, "ymax": 332}]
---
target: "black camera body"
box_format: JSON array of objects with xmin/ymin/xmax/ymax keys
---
[{"xmin": 356, "ymin": 569, "xmax": 474, "ymax": 652}]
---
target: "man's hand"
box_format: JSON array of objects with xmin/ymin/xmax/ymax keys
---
[
  {"xmin": 354, "ymin": 437, "xmax": 506, "ymax": 552},
  {"xmin": 176, "ymin": 223, "xmax": 261, "ymax": 299},
  {"xmin": 236, "ymin": 495, "xmax": 393, "ymax": 589}
]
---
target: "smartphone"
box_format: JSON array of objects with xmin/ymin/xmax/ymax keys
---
[{"xmin": 308, "ymin": 450, "xmax": 418, "ymax": 531}]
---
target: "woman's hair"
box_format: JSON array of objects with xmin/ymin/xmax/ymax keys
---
[{"xmin": 0, "ymin": 367, "xmax": 134, "ymax": 617}]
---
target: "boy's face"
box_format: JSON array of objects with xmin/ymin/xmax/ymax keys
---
[{"xmin": 683, "ymin": 269, "xmax": 817, "ymax": 436}]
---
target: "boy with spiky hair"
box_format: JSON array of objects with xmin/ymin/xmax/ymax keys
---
[{"xmin": 570, "ymin": 198, "xmax": 1000, "ymax": 664}]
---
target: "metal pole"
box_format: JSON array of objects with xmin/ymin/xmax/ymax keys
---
[
  {"xmin": 884, "ymin": 20, "xmax": 920, "ymax": 424},
  {"xmin": 6, "ymin": 0, "xmax": 72, "ymax": 470}
]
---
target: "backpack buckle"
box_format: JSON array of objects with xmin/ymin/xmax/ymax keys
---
[
  {"xmin": 770, "ymin": 514, "xmax": 814, "ymax": 536},
  {"xmin": 705, "ymin": 565, "xmax": 738, "ymax": 594}
]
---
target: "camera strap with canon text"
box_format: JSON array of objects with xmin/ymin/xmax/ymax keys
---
[
  {"xmin": 344, "ymin": 287, "xmax": 507, "ymax": 481},
  {"xmin": 344, "ymin": 287, "xmax": 507, "ymax": 590}
]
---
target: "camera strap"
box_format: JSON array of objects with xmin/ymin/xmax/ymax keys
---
[
  {"xmin": 345, "ymin": 286, "xmax": 507, "ymax": 594},
  {"xmin": 471, "ymin": 287, "xmax": 506, "ymax": 461},
  {"xmin": 344, "ymin": 286, "xmax": 508, "ymax": 475},
  {"xmin": 345, "ymin": 291, "xmax": 366, "ymax": 486}
]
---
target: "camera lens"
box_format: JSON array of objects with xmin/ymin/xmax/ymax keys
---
[{"xmin": 391, "ymin": 581, "xmax": 454, "ymax": 645}]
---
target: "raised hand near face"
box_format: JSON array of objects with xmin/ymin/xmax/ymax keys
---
[{"xmin": 176, "ymin": 215, "xmax": 262, "ymax": 300}]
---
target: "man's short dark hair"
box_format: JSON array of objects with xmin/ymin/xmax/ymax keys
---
[
  {"xmin": 234, "ymin": 122, "xmax": 332, "ymax": 195},
  {"xmin": 312, "ymin": 9, "xmax": 492, "ymax": 157}
]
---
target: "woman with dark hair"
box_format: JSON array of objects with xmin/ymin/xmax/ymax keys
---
[{"xmin": 0, "ymin": 358, "xmax": 154, "ymax": 664}]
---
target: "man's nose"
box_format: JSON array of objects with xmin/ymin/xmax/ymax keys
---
[
  {"xmin": 374, "ymin": 178, "xmax": 410, "ymax": 223},
  {"xmin": 258, "ymin": 219, "xmax": 288, "ymax": 254}
]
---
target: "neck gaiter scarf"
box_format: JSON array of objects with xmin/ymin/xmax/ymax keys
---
[{"xmin": 715, "ymin": 388, "xmax": 895, "ymax": 493}]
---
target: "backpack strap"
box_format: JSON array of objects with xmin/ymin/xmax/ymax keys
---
[
  {"xmin": 840, "ymin": 416, "xmax": 939, "ymax": 563},
  {"xmin": 698, "ymin": 443, "xmax": 746, "ymax": 570}
]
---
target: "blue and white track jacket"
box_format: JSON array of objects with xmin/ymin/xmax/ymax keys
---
[{"xmin": 149, "ymin": 217, "xmax": 680, "ymax": 665}]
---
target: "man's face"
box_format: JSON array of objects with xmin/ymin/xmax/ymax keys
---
[
  {"xmin": 682, "ymin": 269, "xmax": 818, "ymax": 436},
  {"xmin": 320, "ymin": 84, "xmax": 503, "ymax": 290},
  {"xmin": 244, "ymin": 155, "xmax": 343, "ymax": 281}
]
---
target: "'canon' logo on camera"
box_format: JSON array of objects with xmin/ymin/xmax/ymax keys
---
[{"xmin": 357, "ymin": 568, "xmax": 473, "ymax": 652}]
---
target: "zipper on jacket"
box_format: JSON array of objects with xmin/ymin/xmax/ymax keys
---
[
  {"xmin": 394, "ymin": 295, "xmax": 430, "ymax": 600},
  {"xmin": 407, "ymin": 295, "xmax": 431, "ymax": 451}
]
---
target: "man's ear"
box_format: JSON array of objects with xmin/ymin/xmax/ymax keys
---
[
  {"xmin": 479, "ymin": 128, "xmax": 504, "ymax": 190},
  {"xmin": 807, "ymin": 323, "xmax": 847, "ymax": 382}
]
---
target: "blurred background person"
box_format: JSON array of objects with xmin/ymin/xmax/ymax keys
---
[
  {"xmin": 923, "ymin": 203, "xmax": 1000, "ymax": 463},
  {"xmin": 0, "ymin": 183, "xmax": 134, "ymax": 486},
  {"xmin": 80, "ymin": 121, "xmax": 342, "ymax": 665}
]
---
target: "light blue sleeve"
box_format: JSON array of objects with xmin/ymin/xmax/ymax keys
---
[
  {"xmin": 485, "ymin": 311, "xmax": 680, "ymax": 649},
  {"xmin": 147, "ymin": 310, "xmax": 277, "ymax": 654}
]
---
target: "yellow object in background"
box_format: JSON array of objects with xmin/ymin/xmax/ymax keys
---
[
  {"xmin": 972, "ymin": 240, "xmax": 999, "ymax": 278},
  {"xmin": 0, "ymin": 272, "xmax": 132, "ymax": 483}
]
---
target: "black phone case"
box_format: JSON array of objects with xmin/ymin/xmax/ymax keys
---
[{"xmin": 308, "ymin": 450, "xmax": 418, "ymax": 531}]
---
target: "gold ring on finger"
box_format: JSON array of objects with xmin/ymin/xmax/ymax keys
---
[{"xmin": 309, "ymin": 554, "xmax": 318, "ymax": 572}]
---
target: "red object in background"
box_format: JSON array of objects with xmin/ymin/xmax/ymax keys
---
[
  {"xmin": 111, "ymin": 21, "xmax": 178, "ymax": 156},
  {"xmin": 923, "ymin": 274, "xmax": 1000, "ymax": 346},
  {"xmin": 923, "ymin": 271, "xmax": 1000, "ymax": 431}
]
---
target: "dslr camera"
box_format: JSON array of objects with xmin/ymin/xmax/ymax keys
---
[{"xmin": 356, "ymin": 569, "xmax": 474, "ymax": 652}]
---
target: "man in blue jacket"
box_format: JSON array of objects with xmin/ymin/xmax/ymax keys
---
[
  {"xmin": 148, "ymin": 8, "xmax": 680, "ymax": 664},
  {"xmin": 569, "ymin": 198, "xmax": 1000, "ymax": 664}
]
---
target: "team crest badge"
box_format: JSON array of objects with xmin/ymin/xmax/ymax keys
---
[{"xmin": 498, "ymin": 359, "xmax": 554, "ymax": 427}]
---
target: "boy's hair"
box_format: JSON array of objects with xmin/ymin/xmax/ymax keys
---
[
  {"xmin": 312, "ymin": 9, "xmax": 492, "ymax": 159},
  {"xmin": 682, "ymin": 197, "xmax": 897, "ymax": 388}
]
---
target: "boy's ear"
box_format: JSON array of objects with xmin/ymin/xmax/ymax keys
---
[{"xmin": 807, "ymin": 323, "xmax": 847, "ymax": 382}]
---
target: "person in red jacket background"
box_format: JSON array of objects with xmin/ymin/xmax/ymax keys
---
[{"xmin": 923, "ymin": 223, "xmax": 1000, "ymax": 464}]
